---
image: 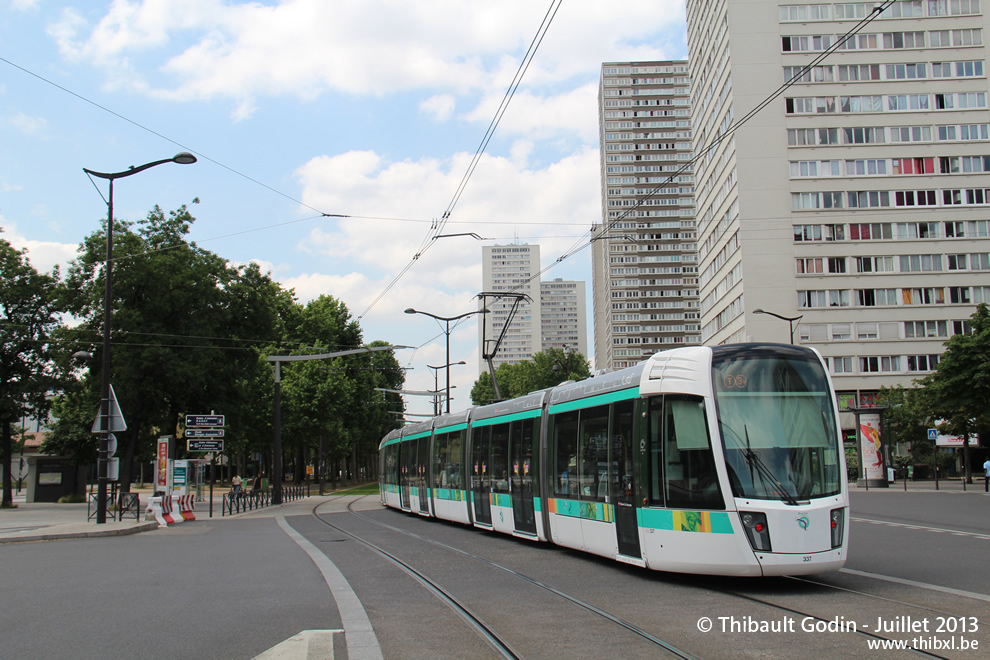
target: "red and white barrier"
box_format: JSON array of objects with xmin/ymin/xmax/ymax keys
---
[
  {"xmin": 175, "ymin": 495, "xmax": 196, "ymax": 521},
  {"xmin": 146, "ymin": 495, "xmax": 196, "ymax": 527}
]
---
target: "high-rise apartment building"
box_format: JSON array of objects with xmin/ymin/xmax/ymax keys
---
[
  {"xmin": 540, "ymin": 278, "xmax": 588, "ymax": 357},
  {"xmin": 480, "ymin": 244, "xmax": 543, "ymax": 369},
  {"xmin": 593, "ymin": 61, "xmax": 702, "ymax": 371},
  {"xmin": 480, "ymin": 245, "xmax": 589, "ymax": 371},
  {"xmin": 687, "ymin": 0, "xmax": 990, "ymax": 406}
]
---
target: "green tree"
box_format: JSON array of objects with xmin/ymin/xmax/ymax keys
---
[
  {"xmin": 0, "ymin": 234, "xmax": 63, "ymax": 507},
  {"xmin": 914, "ymin": 303, "xmax": 990, "ymax": 483},
  {"xmin": 280, "ymin": 295, "xmax": 364, "ymax": 483},
  {"xmin": 63, "ymin": 204, "xmax": 254, "ymax": 491},
  {"xmin": 470, "ymin": 348, "xmax": 591, "ymax": 405},
  {"xmin": 40, "ymin": 385, "xmax": 100, "ymax": 497}
]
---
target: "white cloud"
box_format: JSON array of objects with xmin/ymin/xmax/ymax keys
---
[
  {"xmin": 47, "ymin": 0, "xmax": 687, "ymax": 120},
  {"xmin": 0, "ymin": 220, "xmax": 78, "ymax": 275},
  {"xmin": 11, "ymin": 0, "xmax": 40, "ymax": 11},
  {"xmin": 7, "ymin": 112, "xmax": 48, "ymax": 137},
  {"xmin": 419, "ymin": 94, "xmax": 456, "ymax": 122}
]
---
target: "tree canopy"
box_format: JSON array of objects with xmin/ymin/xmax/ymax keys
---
[
  {"xmin": 42, "ymin": 204, "xmax": 403, "ymax": 491},
  {"xmin": 471, "ymin": 347, "xmax": 592, "ymax": 405},
  {"xmin": 0, "ymin": 233, "xmax": 63, "ymax": 506}
]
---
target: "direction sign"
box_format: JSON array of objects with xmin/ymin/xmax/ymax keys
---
[
  {"xmin": 185, "ymin": 428, "xmax": 225, "ymax": 438},
  {"xmin": 186, "ymin": 414, "xmax": 224, "ymax": 427},
  {"xmin": 188, "ymin": 439, "xmax": 224, "ymax": 452}
]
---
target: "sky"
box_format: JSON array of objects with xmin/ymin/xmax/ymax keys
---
[{"xmin": 1, "ymin": 0, "xmax": 688, "ymax": 419}]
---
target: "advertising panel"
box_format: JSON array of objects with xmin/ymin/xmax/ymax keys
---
[{"xmin": 859, "ymin": 413, "xmax": 884, "ymax": 480}]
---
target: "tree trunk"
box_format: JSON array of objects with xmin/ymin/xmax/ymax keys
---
[{"xmin": 1, "ymin": 419, "xmax": 13, "ymax": 507}]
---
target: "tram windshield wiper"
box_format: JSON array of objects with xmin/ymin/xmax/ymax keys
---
[{"xmin": 744, "ymin": 426, "xmax": 800, "ymax": 506}]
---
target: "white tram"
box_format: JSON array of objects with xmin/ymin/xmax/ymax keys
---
[{"xmin": 379, "ymin": 344, "xmax": 849, "ymax": 576}]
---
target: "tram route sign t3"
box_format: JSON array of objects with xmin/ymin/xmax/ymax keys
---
[{"xmin": 186, "ymin": 414, "xmax": 224, "ymax": 427}]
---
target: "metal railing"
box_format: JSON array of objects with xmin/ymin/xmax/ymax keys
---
[
  {"xmin": 87, "ymin": 484, "xmax": 140, "ymax": 521},
  {"xmin": 221, "ymin": 484, "xmax": 308, "ymax": 516}
]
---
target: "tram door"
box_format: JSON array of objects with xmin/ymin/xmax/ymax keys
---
[
  {"xmin": 472, "ymin": 426, "xmax": 492, "ymax": 525},
  {"xmin": 417, "ymin": 436, "xmax": 430, "ymax": 514},
  {"xmin": 510, "ymin": 419, "xmax": 537, "ymax": 535},
  {"xmin": 399, "ymin": 440, "xmax": 412, "ymax": 510},
  {"xmin": 611, "ymin": 400, "xmax": 641, "ymax": 558}
]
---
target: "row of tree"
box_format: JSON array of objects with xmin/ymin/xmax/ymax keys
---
[
  {"xmin": 0, "ymin": 204, "xmax": 405, "ymax": 507},
  {"xmin": 877, "ymin": 303, "xmax": 990, "ymax": 482},
  {"xmin": 470, "ymin": 346, "xmax": 592, "ymax": 405}
]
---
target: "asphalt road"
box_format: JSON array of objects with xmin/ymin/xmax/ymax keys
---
[{"xmin": 2, "ymin": 489, "xmax": 988, "ymax": 659}]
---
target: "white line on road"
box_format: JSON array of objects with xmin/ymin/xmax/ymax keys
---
[
  {"xmin": 852, "ymin": 516, "xmax": 990, "ymax": 540},
  {"xmin": 840, "ymin": 568, "xmax": 990, "ymax": 603},
  {"xmin": 275, "ymin": 516, "xmax": 384, "ymax": 660}
]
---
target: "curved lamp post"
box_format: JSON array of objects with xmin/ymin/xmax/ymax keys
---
[
  {"xmin": 405, "ymin": 308, "xmax": 486, "ymax": 413},
  {"xmin": 753, "ymin": 308, "xmax": 803, "ymax": 345},
  {"xmin": 83, "ymin": 152, "xmax": 197, "ymax": 523}
]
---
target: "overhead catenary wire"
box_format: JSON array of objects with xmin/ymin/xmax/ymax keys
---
[
  {"xmin": 495, "ymin": 0, "xmax": 897, "ymax": 299},
  {"xmin": 356, "ymin": 0, "xmax": 564, "ymax": 320}
]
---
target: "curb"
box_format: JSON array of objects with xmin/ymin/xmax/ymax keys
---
[{"xmin": 0, "ymin": 521, "xmax": 160, "ymax": 544}]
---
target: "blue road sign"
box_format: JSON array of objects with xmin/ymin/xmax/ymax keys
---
[{"xmin": 928, "ymin": 428, "xmax": 938, "ymax": 440}]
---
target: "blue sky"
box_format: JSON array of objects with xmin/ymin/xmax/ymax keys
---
[{"xmin": 1, "ymin": 0, "xmax": 687, "ymax": 417}]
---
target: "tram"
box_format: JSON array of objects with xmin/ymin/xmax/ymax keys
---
[{"xmin": 379, "ymin": 344, "xmax": 849, "ymax": 576}]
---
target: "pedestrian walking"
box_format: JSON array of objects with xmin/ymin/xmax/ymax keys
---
[
  {"xmin": 984, "ymin": 457, "xmax": 990, "ymax": 493},
  {"xmin": 252, "ymin": 472, "xmax": 262, "ymax": 495},
  {"xmin": 231, "ymin": 472, "xmax": 243, "ymax": 500}
]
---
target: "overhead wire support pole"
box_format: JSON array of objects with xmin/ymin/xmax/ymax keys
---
[{"xmin": 269, "ymin": 345, "xmax": 412, "ymax": 504}]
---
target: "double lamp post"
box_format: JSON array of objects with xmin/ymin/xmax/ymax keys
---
[{"xmin": 405, "ymin": 308, "xmax": 486, "ymax": 414}]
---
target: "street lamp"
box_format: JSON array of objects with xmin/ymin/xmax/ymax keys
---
[
  {"xmin": 428, "ymin": 361, "xmax": 465, "ymax": 415},
  {"xmin": 405, "ymin": 307, "xmax": 487, "ymax": 413},
  {"xmin": 753, "ymin": 308, "xmax": 804, "ymax": 345},
  {"xmin": 83, "ymin": 152, "xmax": 197, "ymax": 524}
]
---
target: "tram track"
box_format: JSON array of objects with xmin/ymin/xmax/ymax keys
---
[{"xmin": 312, "ymin": 496, "xmax": 699, "ymax": 660}]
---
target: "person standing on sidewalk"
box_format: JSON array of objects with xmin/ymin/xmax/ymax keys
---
[{"xmin": 984, "ymin": 457, "xmax": 990, "ymax": 493}]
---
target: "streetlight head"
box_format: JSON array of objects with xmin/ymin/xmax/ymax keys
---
[
  {"xmin": 72, "ymin": 351, "xmax": 93, "ymax": 360},
  {"xmin": 404, "ymin": 308, "xmax": 417, "ymax": 315},
  {"xmin": 753, "ymin": 308, "xmax": 765, "ymax": 314},
  {"xmin": 172, "ymin": 152, "xmax": 197, "ymax": 165}
]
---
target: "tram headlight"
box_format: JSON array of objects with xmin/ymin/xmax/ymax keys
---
[
  {"xmin": 739, "ymin": 511, "xmax": 772, "ymax": 552},
  {"xmin": 830, "ymin": 507, "xmax": 845, "ymax": 548}
]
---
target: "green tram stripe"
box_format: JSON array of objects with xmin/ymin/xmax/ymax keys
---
[
  {"xmin": 548, "ymin": 386, "xmax": 641, "ymax": 415},
  {"xmin": 472, "ymin": 408, "xmax": 542, "ymax": 427},
  {"xmin": 435, "ymin": 422, "xmax": 468, "ymax": 433}
]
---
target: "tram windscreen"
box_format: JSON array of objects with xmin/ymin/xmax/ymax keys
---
[{"xmin": 713, "ymin": 351, "xmax": 841, "ymax": 501}]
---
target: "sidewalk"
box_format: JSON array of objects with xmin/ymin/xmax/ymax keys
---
[
  {"xmin": 0, "ymin": 485, "xmax": 372, "ymax": 544},
  {"xmin": 856, "ymin": 478, "xmax": 990, "ymax": 494}
]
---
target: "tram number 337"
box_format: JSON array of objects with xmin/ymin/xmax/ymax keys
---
[{"xmin": 803, "ymin": 556, "xmax": 813, "ymax": 562}]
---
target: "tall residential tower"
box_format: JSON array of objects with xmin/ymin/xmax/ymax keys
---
[
  {"xmin": 594, "ymin": 60, "xmax": 701, "ymax": 371},
  {"xmin": 686, "ymin": 0, "xmax": 990, "ymax": 406}
]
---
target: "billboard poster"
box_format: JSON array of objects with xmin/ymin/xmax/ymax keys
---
[
  {"xmin": 156, "ymin": 437, "xmax": 170, "ymax": 492},
  {"xmin": 860, "ymin": 413, "xmax": 883, "ymax": 479}
]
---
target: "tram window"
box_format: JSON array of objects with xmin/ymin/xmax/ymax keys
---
[
  {"xmin": 648, "ymin": 399, "xmax": 665, "ymax": 505},
  {"xmin": 610, "ymin": 400, "xmax": 636, "ymax": 504},
  {"xmin": 433, "ymin": 432, "xmax": 447, "ymax": 488},
  {"xmin": 553, "ymin": 411, "xmax": 579, "ymax": 497},
  {"xmin": 664, "ymin": 397, "xmax": 723, "ymax": 510},
  {"xmin": 491, "ymin": 423, "xmax": 511, "ymax": 493},
  {"xmin": 579, "ymin": 406, "xmax": 610, "ymax": 502},
  {"xmin": 447, "ymin": 432, "xmax": 463, "ymax": 489}
]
